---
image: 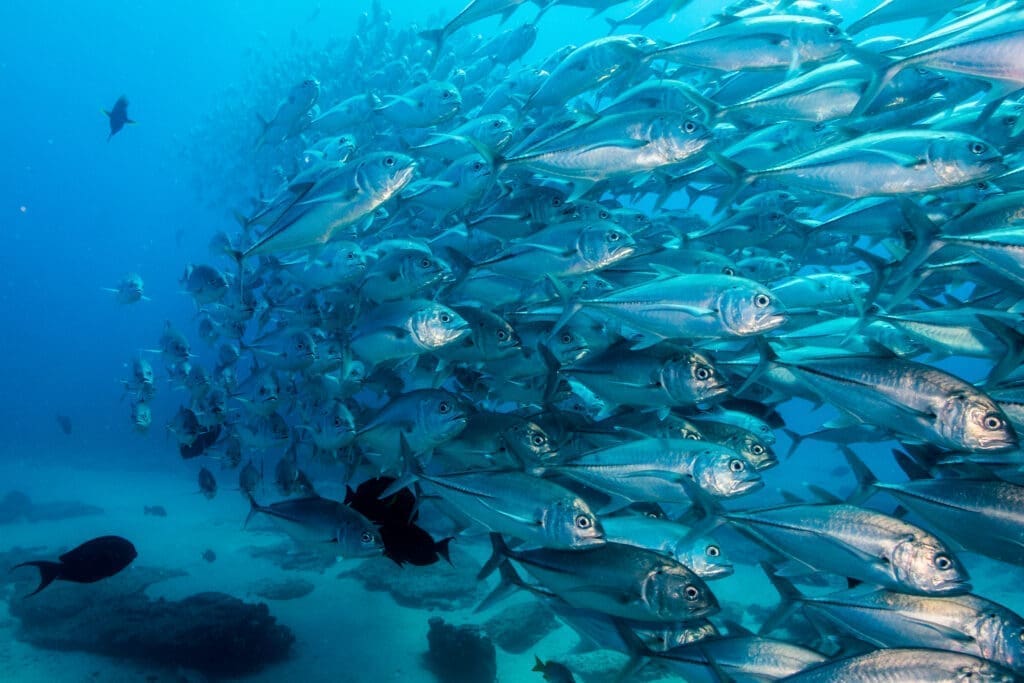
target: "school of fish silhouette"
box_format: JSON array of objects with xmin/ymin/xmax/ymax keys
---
[{"xmin": 127, "ymin": 1, "xmax": 1024, "ymax": 680}]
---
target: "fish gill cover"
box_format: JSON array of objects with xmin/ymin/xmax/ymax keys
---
[{"xmin": 9, "ymin": 0, "xmax": 1024, "ymax": 681}]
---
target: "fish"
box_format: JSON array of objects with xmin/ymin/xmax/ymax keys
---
[
  {"xmin": 103, "ymin": 95, "xmax": 135, "ymax": 140},
  {"xmin": 198, "ymin": 466, "xmax": 217, "ymax": 500},
  {"xmin": 55, "ymin": 415, "xmax": 72, "ymax": 436},
  {"xmin": 256, "ymin": 78, "xmax": 320, "ymax": 149},
  {"xmin": 482, "ymin": 534, "xmax": 718, "ymax": 622},
  {"xmin": 103, "ymin": 273, "xmax": 148, "ymax": 304},
  {"xmin": 244, "ymin": 493, "xmax": 383, "ymax": 558},
  {"xmin": 763, "ymin": 569, "xmax": 1024, "ymax": 674},
  {"xmin": 779, "ymin": 647, "xmax": 1016, "ymax": 682},
  {"xmin": 532, "ymin": 655, "xmax": 576, "ymax": 682},
  {"xmin": 726, "ymin": 503, "xmax": 971, "ymax": 596},
  {"xmin": 13, "ymin": 536, "xmax": 137, "ymax": 597}
]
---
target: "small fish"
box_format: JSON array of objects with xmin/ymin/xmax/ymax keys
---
[
  {"xmin": 103, "ymin": 95, "xmax": 135, "ymax": 141},
  {"xmin": 103, "ymin": 273, "xmax": 147, "ymax": 304},
  {"xmin": 143, "ymin": 505, "xmax": 167, "ymax": 517},
  {"xmin": 201, "ymin": 549, "xmax": 217, "ymax": 563},
  {"xmin": 55, "ymin": 415, "xmax": 72, "ymax": 436},
  {"xmin": 532, "ymin": 655, "xmax": 576, "ymax": 682},
  {"xmin": 13, "ymin": 536, "xmax": 137, "ymax": 597},
  {"xmin": 198, "ymin": 466, "xmax": 217, "ymax": 500}
]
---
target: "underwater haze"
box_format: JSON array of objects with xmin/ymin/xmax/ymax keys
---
[{"xmin": 3, "ymin": 0, "xmax": 1024, "ymax": 682}]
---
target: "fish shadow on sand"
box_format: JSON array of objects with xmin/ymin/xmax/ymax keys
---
[{"xmin": 0, "ymin": 490, "xmax": 103, "ymax": 524}]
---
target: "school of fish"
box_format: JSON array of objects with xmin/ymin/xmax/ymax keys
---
[{"xmin": 130, "ymin": 0, "xmax": 1024, "ymax": 680}]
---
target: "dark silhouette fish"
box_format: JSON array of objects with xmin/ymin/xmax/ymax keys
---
[
  {"xmin": 345, "ymin": 477, "xmax": 452, "ymax": 567},
  {"xmin": 198, "ymin": 466, "xmax": 217, "ymax": 500},
  {"xmin": 12, "ymin": 535, "xmax": 137, "ymax": 597},
  {"xmin": 344, "ymin": 477, "xmax": 417, "ymax": 525},
  {"xmin": 380, "ymin": 523, "xmax": 453, "ymax": 567},
  {"xmin": 143, "ymin": 505, "xmax": 167, "ymax": 517},
  {"xmin": 55, "ymin": 415, "xmax": 72, "ymax": 435},
  {"xmin": 104, "ymin": 95, "xmax": 135, "ymax": 141}
]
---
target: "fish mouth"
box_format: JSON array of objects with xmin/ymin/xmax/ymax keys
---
[{"xmin": 732, "ymin": 478, "xmax": 765, "ymax": 496}]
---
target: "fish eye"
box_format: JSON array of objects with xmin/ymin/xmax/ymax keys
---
[
  {"xmin": 472, "ymin": 161, "xmax": 483, "ymax": 171},
  {"xmin": 684, "ymin": 586, "xmax": 700, "ymax": 601},
  {"xmin": 496, "ymin": 330, "xmax": 507, "ymax": 340},
  {"xmin": 686, "ymin": 432, "xmax": 701, "ymax": 440},
  {"xmin": 707, "ymin": 545, "xmax": 720, "ymax": 557},
  {"xmin": 575, "ymin": 514, "xmax": 592, "ymax": 529},
  {"xmin": 384, "ymin": 156, "xmax": 396, "ymax": 166},
  {"xmin": 440, "ymin": 313, "xmax": 451, "ymax": 323},
  {"xmin": 684, "ymin": 120, "xmax": 697, "ymax": 133},
  {"xmin": 754, "ymin": 293, "xmax": 771, "ymax": 307},
  {"xmin": 552, "ymin": 198, "xmax": 563, "ymax": 207},
  {"xmin": 976, "ymin": 181, "xmax": 989, "ymax": 190},
  {"xmin": 970, "ymin": 142, "xmax": 987, "ymax": 155},
  {"xmin": 1018, "ymin": 631, "xmax": 1024, "ymax": 643},
  {"xmin": 442, "ymin": 90, "xmax": 452, "ymax": 99},
  {"xmin": 347, "ymin": 251, "xmax": 356, "ymax": 260},
  {"xmin": 826, "ymin": 25, "xmax": 839, "ymax": 36},
  {"xmin": 934, "ymin": 554, "xmax": 953, "ymax": 570},
  {"xmin": 984, "ymin": 414, "xmax": 1004, "ymax": 430},
  {"xmin": 722, "ymin": 267, "xmax": 735, "ymax": 276},
  {"xmin": 729, "ymin": 459, "xmax": 745, "ymax": 472},
  {"xmin": 1005, "ymin": 116, "xmax": 1018, "ymax": 127},
  {"xmin": 420, "ymin": 258, "xmax": 432, "ymax": 268},
  {"xmin": 360, "ymin": 532, "xmax": 374, "ymax": 544},
  {"xmin": 695, "ymin": 366, "xmax": 711, "ymax": 381},
  {"xmin": 560, "ymin": 333, "xmax": 573, "ymax": 344},
  {"xmin": 751, "ymin": 444, "xmax": 765, "ymax": 455},
  {"xmin": 439, "ymin": 401, "xmax": 451, "ymax": 414},
  {"xmin": 608, "ymin": 231, "xmax": 620, "ymax": 241},
  {"xmin": 599, "ymin": 210, "xmax": 610, "ymax": 219},
  {"xmin": 492, "ymin": 120, "xmax": 502, "ymax": 128},
  {"xmin": 532, "ymin": 434, "xmax": 545, "ymax": 446}
]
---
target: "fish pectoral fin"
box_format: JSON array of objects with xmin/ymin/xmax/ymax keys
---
[
  {"xmin": 375, "ymin": 95, "xmax": 419, "ymax": 111},
  {"xmin": 900, "ymin": 616, "xmax": 977, "ymax": 643},
  {"xmin": 578, "ymin": 139, "xmax": 649, "ymax": 153},
  {"xmin": 866, "ymin": 149, "xmax": 926, "ymax": 168},
  {"xmin": 297, "ymin": 188, "xmax": 361, "ymax": 206}
]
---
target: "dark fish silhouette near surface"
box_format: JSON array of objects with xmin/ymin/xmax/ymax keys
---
[
  {"xmin": 55, "ymin": 414, "xmax": 72, "ymax": 435},
  {"xmin": 12, "ymin": 535, "xmax": 137, "ymax": 597},
  {"xmin": 103, "ymin": 95, "xmax": 135, "ymax": 141}
]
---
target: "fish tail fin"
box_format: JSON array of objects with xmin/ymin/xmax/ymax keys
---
[
  {"xmin": 758, "ymin": 561, "xmax": 803, "ymax": 635},
  {"xmin": 979, "ymin": 314, "xmax": 1024, "ymax": 387},
  {"xmin": 848, "ymin": 46, "xmax": 901, "ymax": 118},
  {"xmin": 707, "ymin": 151, "xmax": 753, "ymax": 213},
  {"xmin": 243, "ymin": 491, "xmax": 261, "ymax": 529},
  {"xmin": 532, "ymin": 655, "xmax": 545, "ymax": 672},
  {"xmin": 418, "ymin": 29, "xmax": 445, "ymax": 63},
  {"xmin": 841, "ymin": 445, "xmax": 877, "ymax": 506},
  {"xmin": 604, "ymin": 17, "xmax": 620, "ymax": 35},
  {"xmin": 435, "ymin": 537, "xmax": 454, "ymax": 566},
  {"xmin": 782, "ymin": 428, "xmax": 806, "ymax": 460},
  {"xmin": 475, "ymin": 536, "xmax": 524, "ymax": 613},
  {"xmin": 12, "ymin": 561, "xmax": 62, "ymax": 597},
  {"xmin": 476, "ymin": 532, "xmax": 510, "ymax": 582},
  {"xmin": 735, "ymin": 336, "xmax": 778, "ymax": 397}
]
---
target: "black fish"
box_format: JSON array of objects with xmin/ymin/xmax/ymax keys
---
[
  {"xmin": 55, "ymin": 414, "xmax": 72, "ymax": 435},
  {"xmin": 201, "ymin": 549, "xmax": 217, "ymax": 563},
  {"xmin": 198, "ymin": 466, "xmax": 217, "ymax": 500},
  {"xmin": 344, "ymin": 477, "xmax": 417, "ymax": 525},
  {"xmin": 12, "ymin": 535, "xmax": 137, "ymax": 597},
  {"xmin": 143, "ymin": 505, "xmax": 167, "ymax": 517},
  {"xmin": 104, "ymin": 95, "xmax": 135, "ymax": 141},
  {"xmin": 380, "ymin": 523, "xmax": 453, "ymax": 567}
]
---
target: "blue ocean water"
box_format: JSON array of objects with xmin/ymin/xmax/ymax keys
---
[{"xmin": 1, "ymin": 1, "xmax": 1022, "ymax": 682}]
